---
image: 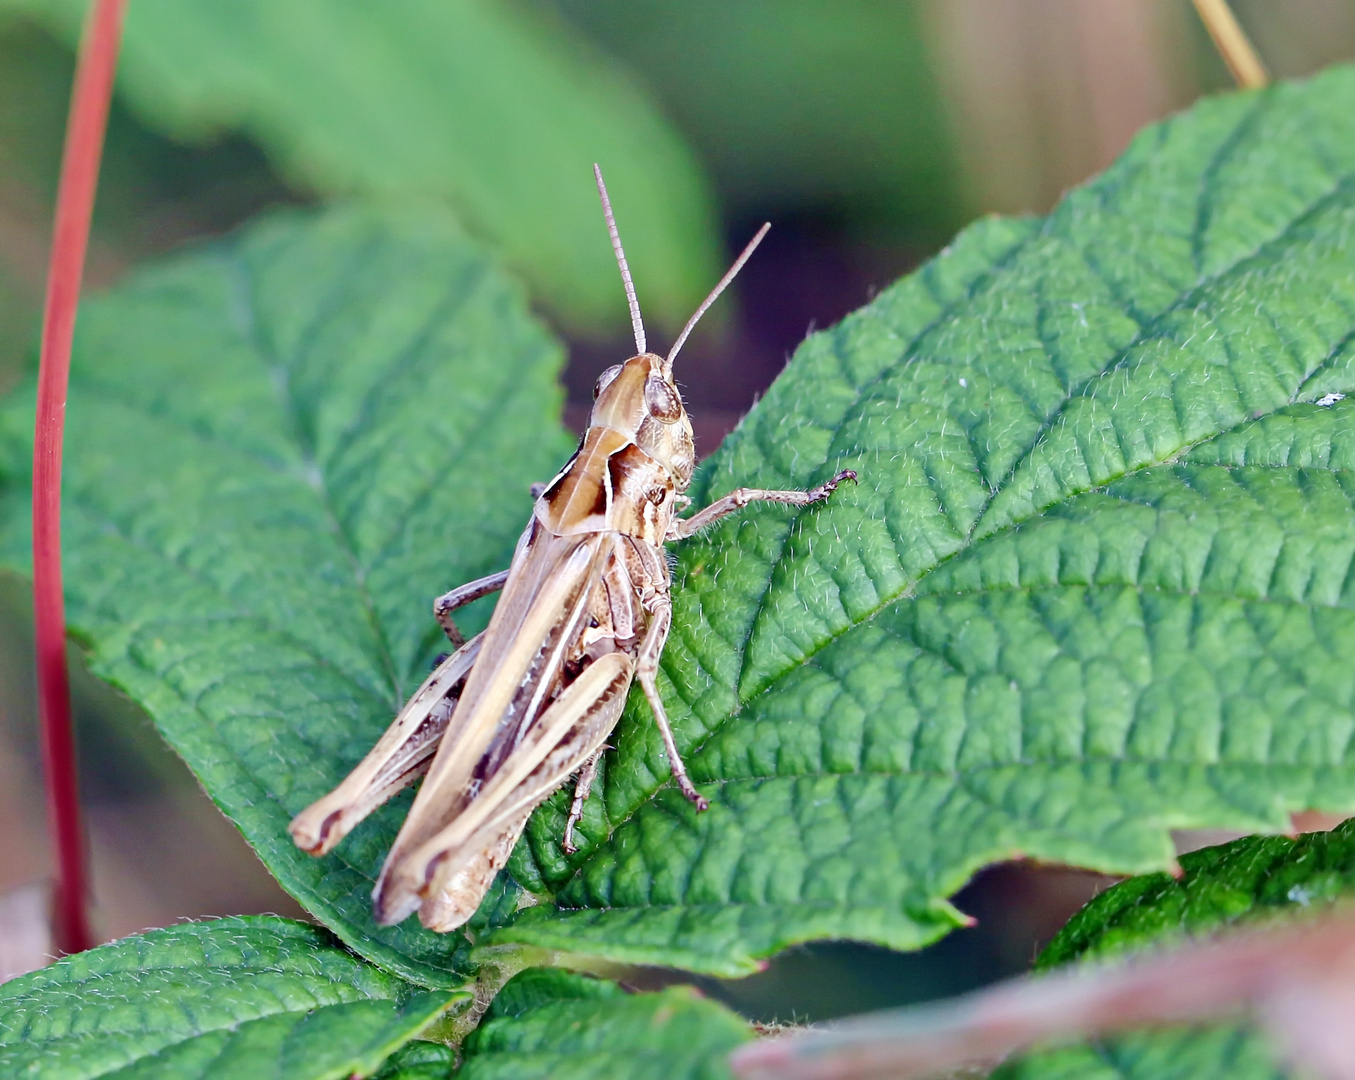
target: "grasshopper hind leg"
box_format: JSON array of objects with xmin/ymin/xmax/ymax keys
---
[
  {"xmin": 617, "ymin": 538, "xmax": 709, "ymax": 811},
  {"xmin": 416, "ymin": 807, "xmax": 533, "ymax": 932},
  {"xmin": 289, "ymin": 634, "xmax": 484, "ymax": 856}
]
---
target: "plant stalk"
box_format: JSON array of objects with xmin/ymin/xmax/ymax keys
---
[
  {"xmin": 1192, "ymin": 0, "xmax": 1269, "ymax": 89},
  {"xmin": 32, "ymin": 0, "xmax": 127, "ymax": 956}
]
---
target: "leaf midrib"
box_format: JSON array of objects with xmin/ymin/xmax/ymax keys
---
[
  {"xmin": 226, "ymin": 244, "xmax": 405, "ymax": 707},
  {"xmin": 726, "ymin": 146, "xmax": 1355, "ymax": 713},
  {"xmin": 62, "ymin": 484, "xmax": 388, "ymax": 712}
]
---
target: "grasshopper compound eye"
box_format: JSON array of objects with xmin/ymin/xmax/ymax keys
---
[
  {"xmin": 644, "ymin": 377, "xmax": 682, "ymax": 423},
  {"xmin": 594, "ymin": 364, "xmax": 622, "ymax": 399}
]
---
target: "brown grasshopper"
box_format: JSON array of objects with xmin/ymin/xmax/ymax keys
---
[{"xmin": 289, "ymin": 166, "xmax": 856, "ymax": 931}]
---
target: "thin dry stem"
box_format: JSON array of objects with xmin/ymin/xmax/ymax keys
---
[{"xmin": 1193, "ymin": 0, "xmax": 1269, "ymax": 89}]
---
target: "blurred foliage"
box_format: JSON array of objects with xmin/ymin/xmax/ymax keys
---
[
  {"xmin": 0, "ymin": 19, "xmax": 290, "ymax": 387},
  {"xmin": 544, "ymin": 0, "xmax": 963, "ymax": 243},
  {"xmin": 1229, "ymin": 0, "xmax": 1355, "ymax": 81},
  {"xmin": 0, "ymin": 21, "xmax": 284, "ymax": 244},
  {"xmin": 1038, "ymin": 820, "xmax": 1355, "ymax": 971},
  {"xmin": 0, "ymin": 0, "xmax": 722, "ymax": 335}
]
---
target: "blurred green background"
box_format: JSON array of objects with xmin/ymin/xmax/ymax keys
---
[{"xmin": 0, "ymin": 0, "xmax": 1352, "ymax": 1017}]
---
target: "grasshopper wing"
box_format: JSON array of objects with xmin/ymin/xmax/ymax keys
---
[
  {"xmin": 393, "ymin": 649, "xmax": 634, "ymax": 929},
  {"xmin": 289, "ymin": 632, "xmax": 484, "ymax": 856},
  {"xmin": 372, "ymin": 522, "xmax": 613, "ymax": 927}
]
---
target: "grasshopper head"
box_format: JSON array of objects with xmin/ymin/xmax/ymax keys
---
[
  {"xmin": 587, "ymin": 163, "xmax": 767, "ymax": 492},
  {"xmin": 590, "ymin": 352, "xmax": 695, "ymax": 487}
]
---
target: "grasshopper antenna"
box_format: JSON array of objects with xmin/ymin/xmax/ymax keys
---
[
  {"xmin": 665, "ymin": 222, "xmax": 770, "ymax": 377},
  {"xmin": 594, "ymin": 163, "xmax": 646, "ymax": 356}
]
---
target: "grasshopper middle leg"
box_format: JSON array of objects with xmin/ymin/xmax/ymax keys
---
[
  {"xmin": 434, "ymin": 568, "xmax": 510, "ymax": 646},
  {"xmin": 634, "ymin": 599, "xmax": 708, "ymax": 811},
  {"xmin": 562, "ymin": 749, "xmax": 604, "ymax": 854}
]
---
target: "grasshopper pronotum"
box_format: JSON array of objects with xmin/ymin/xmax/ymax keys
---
[{"xmin": 289, "ymin": 166, "xmax": 856, "ymax": 931}]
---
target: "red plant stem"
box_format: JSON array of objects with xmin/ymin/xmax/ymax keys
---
[{"xmin": 33, "ymin": 0, "xmax": 127, "ymax": 956}]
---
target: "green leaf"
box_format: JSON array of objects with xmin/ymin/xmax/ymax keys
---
[
  {"xmin": 0, "ymin": 916, "xmax": 460, "ymax": 1080},
  {"xmin": 0, "ymin": 205, "xmax": 573, "ymax": 986},
  {"xmin": 0, "ymin": 0, "xmax": 719, "ymax": 331},
  {"xmin": 483, "ymin": 66, "xmax": 1355, "ymax": 974},
  {"xmin": 458, "ymin": 969, "xmax": 751, "ymax": 1080},
  {"xmin": 1038, "ymin": 819, "xmax": 1355, "ymax": 969},
  {"xmin": 994, "ymin": 823, "xmax": 1355, "ymax": 1080},
  {"xmin": 371, "ymin": 1041, "xmax": 456, "ymax": 1080},
  {"xmin": 996, "ymin": 1026, "xmax": 1284, "ymax": 1080}
]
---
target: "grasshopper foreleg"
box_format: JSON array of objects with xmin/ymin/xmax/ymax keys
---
[
  {"xmin": 434, "ymin": 568, "xmax": 510, "ymax": 646},
  {"xmin": 667, "ymin": 469, "xmax": 857, "ymax": 540},
  {"xmin": 562, "ymin": 748, "xmax": 604, "ymax": 854}
]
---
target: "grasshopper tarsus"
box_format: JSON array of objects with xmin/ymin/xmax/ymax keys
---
[
  {"xmin": 430, "ymin": 652, "xmax": 450, "ymax": 671},
  {"xmin": 809, "ymin": 469, "xmax": 858, "ymax": 502}
]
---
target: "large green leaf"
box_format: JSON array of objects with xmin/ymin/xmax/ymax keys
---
[
  {"xmin": 0, "ymin": 916, "xmax": 460, "ymax": 1080},
  {"xmin": 483, "ymin": 66, "xmax": 1355, "ymax": 973},
  {"xmin": 0, "ymin": 0, "xmax": 718, "ymax": 332},
  {"xmin": 0, "ymin": 205, "xmax": 573, "ymax": 986},
  {"xmin": 993, "ymin": 824, "xmax": 1355, "ymax": 1080},
  {"xmin": 458, "ymin": 969, "xmax": 750, "ymax": 1080}
]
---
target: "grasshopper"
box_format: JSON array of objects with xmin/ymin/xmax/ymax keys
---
[{"xmin": 289, "ymin": 166, "xmax": 856, "ymax": 931}]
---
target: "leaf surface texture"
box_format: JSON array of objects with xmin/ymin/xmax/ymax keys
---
[
  {"xmin": 0, "ymin": 917, "xmax": 458, "ymax": 1080},
  {"xmin": 0, "ymin": 206, "xmax": 572, "ymax": 984}
]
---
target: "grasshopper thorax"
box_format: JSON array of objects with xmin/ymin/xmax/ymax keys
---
[{"xmin": 535, "ymin": 353, "xmax": 693, "ymax": 541}]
